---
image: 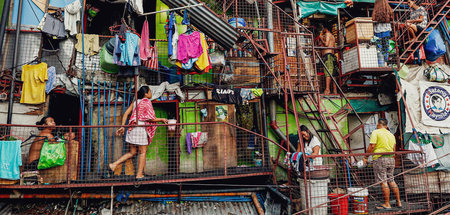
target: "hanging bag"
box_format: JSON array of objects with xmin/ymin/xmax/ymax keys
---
[
  {"xmin": 37, "ymin": 139, "xmax": 66, "ymax": 170},
  {"xmin": 142, "ymin": 44, "xmax": 158, "ymax": 70}
]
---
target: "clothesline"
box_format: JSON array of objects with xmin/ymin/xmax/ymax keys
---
[{"xmin": 139, "ymin": 3, "xmax": 204, "ymax": 16}]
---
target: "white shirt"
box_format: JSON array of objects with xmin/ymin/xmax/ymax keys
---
[{"xmin": 305, "ymin": 136, "xmax": 323, "ymax": 165}]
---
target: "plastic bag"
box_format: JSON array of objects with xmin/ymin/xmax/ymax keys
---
[
  {"xmin": 37, "ymin": 140, "xmax": 66, "ymax": 170},
  {"xmin": 209, "ymin": 51, "xmax": 226, "ymax": 66},
  {"xmin": 424, "ymin": 65, "xmax": 449, "ymax": 83},
  {"xmin": 424, "ymin": 29, "xmax": 446, "ymax": 62}
]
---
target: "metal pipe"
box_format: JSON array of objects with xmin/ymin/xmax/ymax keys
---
[
  {"xmin": 88, "ymin": 81, "xmax": 94, "ymax": 172},
  {"xmin": 269, "ymin": 100, "xmax": 296, "ymax": 152},
  {"xmin": 251, "ymin": 193, "xmax": 265, "ymax": 215},
  {"xmin": 97, "ymin": 81, "xmax": 101, "ymax": 172},
  {"xmin": 80, "ymin": 0, "xmax": 87, "ymax": 180},
  {"xmin": 111, "ymin": 82, "xmax": 119, "ymax": 164},
  {"xmin": 78, "ymin": 79, "xmax": 85, "ymax": 179},
  {"xmin": 6, "ymin": 0, "xmax": 23, "ymax": 124},
  {"xmin": 103, "ymin": 81, "xmax": 107, "ymax": 175},
  {"xmin": 106, "ymin": 82, "xmax": 112, "ymax": 165},
  {"xmin": 121, "ymin": 82, "xmax": 127, "ymax": 174},
  {"xmin": 266, "ymin": 0, "xmax": 274, "ymax": 52},
  {"xmin": 0, "ymin": 0, "xmax": 12, "ymax": 60}
]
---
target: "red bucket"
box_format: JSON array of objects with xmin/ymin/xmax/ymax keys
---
[{"xmin": 329, "ymin": 193, "xmax": 349, "ymax": 215}]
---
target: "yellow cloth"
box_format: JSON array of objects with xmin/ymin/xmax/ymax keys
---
[
  {"xmin": 75, "ymin": 34, "xmax": 100, "ymax": 55},
  {"xmin": 21, "ymin": 63, "xmax": 48, "ymax": 104},
  {"xmin": 194, "ymin": 33, "xmax": 211, "ymax": 71},
  {"xmin": 369, "ymin": 128, "xmax": 396, "ymax": 160}
]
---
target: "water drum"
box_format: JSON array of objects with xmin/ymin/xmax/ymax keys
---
[{"xmin": 348, "ymin": 187, "xmax": 368, "ymax": 214}]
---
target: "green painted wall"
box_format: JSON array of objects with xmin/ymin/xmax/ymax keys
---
[
  {"xmin": 178, "ymin": 102, "xmax": 204, "ymax": 173},
  {"xmin": 145, "ymin": 105, "xmax": 169, "ymax": 175},
  {"xmin": 267, "ymin": 97, "xmax": 349, "ymax": 181}
]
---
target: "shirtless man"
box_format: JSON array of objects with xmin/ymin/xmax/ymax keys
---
[
  {"xmin": 319, "ymin": 25, "xmax": 339, "ymax": 94},
  {"xmin": 26, "ymin": 116, "xmax": 56, "ymax": 170}
]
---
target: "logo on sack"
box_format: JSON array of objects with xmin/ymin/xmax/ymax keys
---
[{"xmin": 423, "ymin": 86, "xmax": 450, "ymax": 121}]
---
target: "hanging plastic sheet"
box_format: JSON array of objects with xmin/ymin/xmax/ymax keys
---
[{"xmin": 297, "ymin": 1, "xmax": 347, "ymax": 18}]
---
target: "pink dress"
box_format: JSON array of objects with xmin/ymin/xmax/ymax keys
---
[
  {"xmin": 126, "ymin": 98, "xmax": 157, "ymax": 145},
  {"xmin": 177, "ymin": 31, "xmax": 203, "ymax": 64}
]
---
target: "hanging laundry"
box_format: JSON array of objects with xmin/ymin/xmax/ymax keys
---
[
  {"xmin": 42, "ymin": 33, "xmax": 60, "ymax": 52},
  {"xmin": 240, "ymin": 88, "xmax": 256, "ymax": 104},
  {"xmin": 190, "ymin": 132, "xmax": 208, "ymax": 148},
  {"xmin": 0, "ymin": 140, "xmax": 22, "ymax": 180},
  {"xmin": 45, "ymin": 66, "xmax": 56, "ymax": 94},
  {"xmin": 41, "ymin": 13, "xmax": 66, "ymax": 39},
  {"xmin": 64, "ymin": 0, "xmax": 81, "ymax": 36},
  {"xmin": 169, "ymin": 23, "xmax": 179, "ymax": 64},
  {"xmin": 407, "ymin": 141, "xmax": 439, "ymax": 167},
  {"xmin": 212, "ymin": 86, "xmax": 242, "ymax": 104},
  {"xmin": 140, "ymin": 20, "xmax": 151, "ymax": 60},
  {"xmin": 141, "ymin": 44, "xmax": 158, "ymax": 70},
  {"xmin": 177, "ymin": 31, "xmax": 203, "ymax": 64},
  {"xmin": 167, "ymin": 13, "xmax": 176, "ymax": 57},
  {"xmin": 127, "ymin": 0, "xmax": 144, "ymax": 15},
  {"xmin": 121, "ymin": 32, "xmax": 141, "ymax": 66},
  {"xmin": 75, "ymin": 34, "xmax": 100, "ymax": 55},
  {"xmin": 21, "ymin": 63, "xmax": 48, "ymax": 104},
  {"xmin": 194, "ymin": 33, "xmax": 211, "ymax": 71},
  {"xmin": 186, "ymin": 133, "xmax": 192, "ymax": 154}
]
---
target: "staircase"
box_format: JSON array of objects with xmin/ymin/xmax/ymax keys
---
[{"xmin": 392, "ymin": 0, "xmax": 450, "ymax": 64}]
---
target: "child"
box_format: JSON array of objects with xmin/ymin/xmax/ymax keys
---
[{"xmin": 110, "ymin": 86, "xmax": 168, "ymax": 179}]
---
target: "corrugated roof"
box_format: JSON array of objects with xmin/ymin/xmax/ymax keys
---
[{"xmin": 115, "ymin": 201, "xmax": 258, "ymax": 215}]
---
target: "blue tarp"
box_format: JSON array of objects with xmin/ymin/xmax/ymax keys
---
[{"xmin": 12, "ymin": 0, "xmax": 77, "ymax": 26}]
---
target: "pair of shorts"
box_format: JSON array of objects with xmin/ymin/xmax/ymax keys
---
[
  {"xmin": 323, "ymin": 53, "xmax": 339, "ymax": 77},
  {"xmin": 416, "ymin": 26, "xmax": 424, "ymax": 35},
  {"xmin": 373, "ymin": 157, "xmax": 395, "ymax": 183}
]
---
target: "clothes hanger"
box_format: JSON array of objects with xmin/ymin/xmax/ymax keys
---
[
  {"xmin": 0, "ymin": 134, "xmax": 24, "ymax": 142},
  {"xmin": 29, "ymin": 56, "xmax": 41, "ymax": 65}
]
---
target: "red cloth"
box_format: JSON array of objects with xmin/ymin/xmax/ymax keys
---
[{"xmin": 128, "ymin": 98, "xmax": 157, "ymax": 143}]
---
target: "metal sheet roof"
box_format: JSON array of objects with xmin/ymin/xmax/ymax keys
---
[
  {"xmin": 115, "ymin": 201, "xmax": 258, "ymax": 215},
  {"xmin": 160, "ymin": 0, "xmax": 239, "ymax": 50}
]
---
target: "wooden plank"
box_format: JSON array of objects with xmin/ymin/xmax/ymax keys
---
[
  {"xmin": 40, "ymin": 140, "xmax": 79, "ymax": 184},
  {"xmin": 201, "ymin": 103, "xmax": 237, "ymax": 171}
]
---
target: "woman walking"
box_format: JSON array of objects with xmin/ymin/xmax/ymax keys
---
[{"xmin": 110, "ymin": 86, "xmax": 167, "ymax": 179}]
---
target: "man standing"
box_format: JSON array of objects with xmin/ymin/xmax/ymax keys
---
[
  {"xmin": 363, "ymin": 118, "xmax": 402, "ymax": 210},
  {"xmin": 319, "ymin": 24, "xmax": 338, "ymax": 95}
]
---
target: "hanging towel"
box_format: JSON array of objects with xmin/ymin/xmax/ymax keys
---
[
  {"xmin": 194, "ymin": 33, "xmax": 211, "ymax": 71},
  {"xmin": 186, "ymin": 133, "xmax": 192, "ymax": 154},
  {"xmin": 121, "ymin": 32, "xmax": 141, "ymax": 66},
  {"xmin": 64, "ymin": 0, "xmax": 81, "ymax": 36},
  {"xmin": 140, "ymin": 20, "xmax": 151, "ymax": 60},
  {"xmin": 0, "ymin": 140, "xmax": 22, "ymax": 180},
  {"xmin": 75, "ymin": 34, "xmax": 100, "ymax": 55}
]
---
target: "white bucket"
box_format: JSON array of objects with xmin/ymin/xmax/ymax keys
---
[
  {"xmin": 167, "ymin": 119, "xmax": 177, "ymax": 131},
  {"xmin": 299, "ymin": 178, "xmax": 329, "ymax": 215}
]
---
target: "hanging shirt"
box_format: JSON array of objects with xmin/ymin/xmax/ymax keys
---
[
  {"xmin": 140, "ymin": 20, "xmax": 151, "ymax": 60},
  {"xmin": 64, "ymin": 0, "xmax": 81, "ymax": 36},
  {"xmin": 120, "ymin": 32, "xmax": 141, "ymax": 66},
  {"xmin": 177, "ymin": 31, "xmax": 203, "ymax": 64},
  {"xmin": 0, "ymin": 140, "xmax": 22, "ymax": 180},
  {"xmin": 212, "ymin": 86, "xmax": 242, "ymax": 104},
  {"xmin": 21, "ymin": 63, "xmax": 48, "ymax": 104},
  {"xmin": 194, "ymin": 33, "xmax": 211, "ymax": 71},
  {"xmin": 45, "ymin": 66, "xmax": 56, "ymax": 94}
]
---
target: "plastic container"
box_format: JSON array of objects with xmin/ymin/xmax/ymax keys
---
[
  {"xmin": 167, "ymin": 119, "xmax": 177, "ymax": 131},
  {"xmin": 299, "ymin": 179, "xmax": 329, "ymax": 215},
  {"xmin": 329, "ymin": 193, "xmax": 349, "ymax": 215},
  {"xmin": 348, "ymin": 187, "xmax": 368, "ymax": 214}
]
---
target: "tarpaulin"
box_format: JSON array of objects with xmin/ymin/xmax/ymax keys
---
[
  {"xmin": 297, "ymin": 1, "xmax": 347, "ymax": 18},
  {"xmin": 399, "ymin": 64, "xmax": 450, "ymax": 134},
  {"xmin": 349, "ymin": 99, "xmax": 389, "ymax": 113}
]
